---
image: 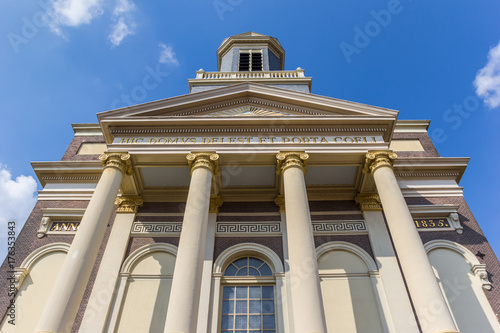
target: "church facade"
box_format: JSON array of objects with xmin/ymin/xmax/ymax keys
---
[{"xmin": 1, "ymin": 32, "xmax": 500, "ymax": 333}]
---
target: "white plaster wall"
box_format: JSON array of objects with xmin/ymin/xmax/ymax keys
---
[
  {"xmin": 115, "ymin": 251, "xmax": 176, "ymax": 333},
  {"xmin": 318, "ymin": 249, "xmax": 367, "ymax": 273},
  {"xmin": 318, "ymin": 250, "xmax": 384, "ymax": 333}
]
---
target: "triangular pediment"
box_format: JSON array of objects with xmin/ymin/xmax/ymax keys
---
[
  {"xmin": 203, "ymin": 105, "xmax": 293, "ymax": 117},
  {"xmin": 97, "ymin": 83, "xmax": 398, "ymax": 121}
]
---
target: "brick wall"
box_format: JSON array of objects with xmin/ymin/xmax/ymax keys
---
[{"xmin": 408, "ymin": 196, "xmax": 500, "ymax": 318}]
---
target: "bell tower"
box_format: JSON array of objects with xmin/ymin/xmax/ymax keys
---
[
  {"xmin": 189, "ymin": 31, "xmax": 312, "ymax": 93},
  {"xmin": 217, "ymin": 31, "xmax": 284, "ymax": 71}
]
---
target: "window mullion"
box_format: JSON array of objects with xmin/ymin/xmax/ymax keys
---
[{"xmin": 221, "ymin": 257, "xmax": 276, "ymax": 332}]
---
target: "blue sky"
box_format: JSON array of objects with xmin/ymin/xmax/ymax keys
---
[{"xmin": 0, "ymin": 0, "xmax": 499, "ymax": 260}]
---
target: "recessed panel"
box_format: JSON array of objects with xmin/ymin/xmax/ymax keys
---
[
  {"xmin": 77, "ymin": 143, "xmax": 107, "ymax": 155},
  {"xmin": 141, "ymin": 167, "xmax": 191, "ymax": 187},
  {"xmin": 389, "ymin": 140, "xmax": 425, "ymax": 152},
  {"xmin": 221, "ymin": 166, "xmax": 275, "ymax": 187},
  {"xmin": 305, "ymin": 166, "xmax": 358, "ymax": 185}
]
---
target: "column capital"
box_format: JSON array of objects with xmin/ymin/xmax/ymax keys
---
[
  {"xmin": 362, "ymin": 151, "xmax": 397, "ymax": 174},
  {"xmin": 355, "ymin": 193, "xmax": 382, "ymax": 211},
  {"xmin": 276, "ymin": 152, "xmax": 309, "ymax": 174},
  {"xmin": 99, "ymin": 153, "xmax": 133, "ymax": 175},
  {"xmin": 115, "ymin": 196, "xmax": 143, "ymax": 214},
  {"xmin": 186, "ymin": 152, "xmax": 219, "ymax": 174},
  {"xmin": 209, "ymin": 196, "xmax": 223, "ymax": 213},
  {"xmin": 274, "ymin": 194, "xmax": 285, "ymax": 213}
]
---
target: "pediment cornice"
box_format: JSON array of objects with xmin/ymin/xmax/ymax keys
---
[{"xmin": 97, "ymin": 83, "xmax": 399, "ymax": 120}]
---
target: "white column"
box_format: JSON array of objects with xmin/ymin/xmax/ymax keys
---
[
  {"xmin": 35, "ymin": 153, "xmax": 133, "ymax": 333},
  {"xmin": 79, "ymin": 196, "xmax": 143, "ymax": 333},
  {"xmin": 196, "ymin": 197, "xmax": 222, "ymax": 333},
  {"xmin": 355, "ymin": 193, "xmax": 418, "ymax": 333},
  {"xmin": 276, "ymin": 152, "xmax": 327, "ymax": 333},
  {"xmin": 364, "ymin": 151, "xmax": 459, "ymax": 333},
  {"xmin": 164, "ymin": 152, "xmax": 219, "ymax": 333}
]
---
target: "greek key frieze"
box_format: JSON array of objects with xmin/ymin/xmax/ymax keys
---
[
  {"xmin": 216, "ymin": 223, "xmax": 281, "ymax": 234},
  {"xmin": 130, "ymin": 221, "xmax": 365, "ymax": 235},
  {"xmin": 131, "ymin": 222, "xmax": 182, "ymax": 234},
  {"xmin": 312, "ymin": 221, "xmax": 366, "ymax": 233}
]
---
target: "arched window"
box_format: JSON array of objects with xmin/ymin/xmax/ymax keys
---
[
  {"xmin": 224, "ymin": 257, "xmax": 273, "ymax": 277},
  {"xmin": 221, "ymin": 257, "xmax": 276, "ymax": 332}
]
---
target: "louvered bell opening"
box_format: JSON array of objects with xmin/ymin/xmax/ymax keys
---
[
  {"xmin": 251, "ymin": 53, "xmax": 263, "ymax": 71},
  {"xmin": 239, "ymin": 52, "xmax": 250, "ymax": 71}
]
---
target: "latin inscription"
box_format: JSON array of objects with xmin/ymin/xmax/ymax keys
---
[
  {"xmin": 113, "ymin": 135, "xmax": 384, "ymax": 145},
  {"xmin": 414, "ymin": 219, "xmax": 450, "ymax": 229}
]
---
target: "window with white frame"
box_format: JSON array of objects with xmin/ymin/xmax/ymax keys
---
[{"xmin": 220, "ymin": 257, "xmax": 276, "ymax": 332}]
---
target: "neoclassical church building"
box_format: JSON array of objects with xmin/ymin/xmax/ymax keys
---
[{"xmin": 1, "ymin": 32, "xmax": 500, "ymax": 333}]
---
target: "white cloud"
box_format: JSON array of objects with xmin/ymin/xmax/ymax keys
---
[
  {"xmin": 474, "ymin": 40, "xmax": 500, "ymax": 109},
  {"xmin": 109, "ymin": 17, "xmax": 134, "ymax": 46},
  {"xmin": 159, "ymin": 43, "xmax": 179, "ymax": 66},
  {"xmin": 0, "ymin": 165, "xmax": 37, "ymax": 263},
  {"xmin": 113, "ymin": 0, "xmax": 135, "ymax": 15},
  {"xmin": 47, "ymin": 0, "xmax": 104, "ymax": 35},
  {"xmin": 109, "ymin": 0, "xmax": 136, "ymax": 47},
  {"xmin": 44, "ymin": 0, "xmax": 137, "ymax": 46}
]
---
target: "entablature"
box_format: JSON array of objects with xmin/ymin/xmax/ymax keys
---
[
  {"xmin": 32, "ymin": 153, "xmax": 469, "ymax": 202},
  {"xmin": 100, "ymin": 116, "xmax": 395, "ymax": 150},
  {"xmin": 72, "ymin": 123, "xmax": 103, "ymax": 136},
  {"xmin": 393, "ymin": 157, "xmax": 469, "ymax": 182},
  {"xmin": 32, "ymin": 161, "xmax": 103, "ymax": 187}
]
